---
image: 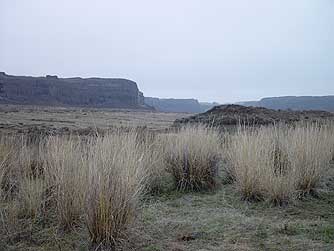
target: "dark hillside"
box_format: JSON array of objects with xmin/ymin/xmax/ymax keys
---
[
  {"xmin": 174, "ymin": 104, "xmax": 334, "ymax": 127},
  {"xmin": 0, "ymin": 72, "xmax": 149, "ymax": 109}
]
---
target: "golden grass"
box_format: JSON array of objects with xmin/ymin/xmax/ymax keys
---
[
  {"xmin": 43, "ymin": 136, "xmax": 88, "ymax": 229},
  {"xmin": 0, "ymin": 131, "xmax": 152, "ymax": 248},
  {"xmin": 226, "ymin": 123, "xmax": 333, "ymax": 204},
  {"xmin": 85, "ymin": 131, "xmax": 147, "ymax": 246},
  {"xmin": 285, "ymin": 124, "xmax": 332, "ymax": 195},
  {"xmin": 0, "ymin": 143, "xmax": 12, "ymax": 201},
  {"xmin": 164, "ymin": 125, "xmax": 222, "ymax": 191},
  {"xmin": 0, "ymin": 122, "xmax": 333, "ymax": 249}
]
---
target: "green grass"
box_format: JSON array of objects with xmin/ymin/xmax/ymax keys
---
[
  {"xmin": 130, "ymin": 174, "xmax": 334, "ymax": 251},
  {"xmin": 1, "ymin": 175, "xmax": 334, "ymax": 251}
]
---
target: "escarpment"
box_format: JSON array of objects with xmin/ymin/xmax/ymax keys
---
[{"xmin": 0, "ymin": 72, "xmax": 150, "ymax": 109}]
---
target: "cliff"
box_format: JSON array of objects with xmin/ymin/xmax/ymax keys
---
[
  {"xmin": 0, "ymin": 72, "xmax": 149, "ymax": 109},
  {"xmin": 144, "ymin": 97, "xmax": 217, "ymax": 113},
  {"xmin": 238, "ymin": 96, "xmax": 334, "ymax": 112}
]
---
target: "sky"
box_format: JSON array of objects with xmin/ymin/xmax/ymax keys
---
[{"xmin": 1, "ymin": 0, "xmax": 333, "ymax": 103}]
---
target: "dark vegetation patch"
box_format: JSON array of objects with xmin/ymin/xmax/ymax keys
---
[{"xmin": 174, "ymin": 104, "xmax": 334, "ymax": 128}]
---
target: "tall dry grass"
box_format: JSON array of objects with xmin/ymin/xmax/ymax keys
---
[
  {"xmin": 226, "ymin": 123, "xmax": 333, "ymax": 204},
  {"xmin": 164, "ymin": 125, "xmax": 222, "ymax": 191},
  {"xmin": 1, "ymin": 122, "xmax": 333, "ymax": 249},
  {"xmin": 85, "ymin": 131, "xmax": 147, "ymax": 246},
  {"xmin": 15, "ymin": 140, "xmax": 47, "ymax": 218},
  {"xmin": 285, "ymin": 124, "xmax": 333, "ymax": 194},
  {"xmin": 0, "ymin": 131, "xmax": 154, "ymax": 247},
  {"xmin": 0, "ymin": 139, "xmax": 13, "ymax": 201},
  {"xmin": 43, "ymin": 136, "xmax": 88, "ymax": 229},
  {"xmin": 226, "ymin": 126, "xmax": 295, "ymax": 203}
]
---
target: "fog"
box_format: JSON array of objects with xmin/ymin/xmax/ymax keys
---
[{"xmin": 1, "ymin": 0, "xmax": 333, "ymax": 103}]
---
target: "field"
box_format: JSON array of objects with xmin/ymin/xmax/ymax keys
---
[
  {"xmin": 0, "ymin": 105, "xmax": 189, "ymax": 134},
  {"xmin": 0, "ymin": 106, "xmax": 334, "ymax": 251}
]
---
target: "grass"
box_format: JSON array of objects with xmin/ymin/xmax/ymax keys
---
[
  {"xmin": 0, "ymin": 122, "xmax": 333, "ymax": 250},
  {"xmin": 132, "ymin": 180, "xmax": 334, "ymax": 251},
  {"xmin": 164, "ymin": 126, "xmax": 222, "ymax": 191},
  {"xmin": 226, "ymin": 123, "xmax": 333, "ymax": 204},
  {"xmin": 0, "ymin": 142, "xmax": 12, "ymax": 201},
  {"xmin": 43, "ymin": 136, "xmax": 88, "ymax": 229},
  {"xmin": 85, "ymin": 131, "xmax": 147, "ymax": 247}
]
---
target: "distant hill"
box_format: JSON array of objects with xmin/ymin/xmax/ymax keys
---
[
  {"xmin": 144, "ymin": 97, "xmax": 218, "ymax": 113},
  {"xmin": 174, "ymin": 104, "xmax": 334, "ymax": 128},
  {"xmin": 237, "ymin": 96, "xmax": 334, "ymax": 112},
  {"xmin": 0, "ymin": 72, "xmax": 150, "ymax": 109}
]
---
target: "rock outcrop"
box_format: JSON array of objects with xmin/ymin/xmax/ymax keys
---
[
  {"xmin": 238, "ymin": 96, "xmax": 334, "ymax": 112},
  {"xmin": 174, "ymin": 104, "xmax": 334, "ymax": 127},
  {"xmin": 0, "ymin": 72, "xmax": 150, "ymax": 109},
  {"xmin": 144, "ymin": 97, "xmax": 218, "ymax": 113}
]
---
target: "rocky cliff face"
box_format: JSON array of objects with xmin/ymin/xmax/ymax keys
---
[
  {"xmin": 0, "ymin": 72, "xmax": 149, "ymax": 109},
  {"xmin": 238, "ymin": 96, "xmax": 334, "ymax": 112},
  {"xmin": 144, "ymin": 97, "xmax": 218, "ymax": 113},
  {"xmin": 174, "ymin": 104, "xmax": 334, "ymax": 128}
]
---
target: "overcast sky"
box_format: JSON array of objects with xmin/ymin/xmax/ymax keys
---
[{"xmin": 1, "ymin": 0, "xmax": 333, "ymax": 103}]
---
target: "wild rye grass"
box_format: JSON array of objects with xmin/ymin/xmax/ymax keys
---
[
  {"xmin": 85, "ymin": 131, "xmax": 147, "ymax": 247},
  {"xmin": 226, "ymin": 123, "xmax": 333, "ymax": 204},
  {"xmin": 164, "ymin": 125, "xmax": 222, "ymax": 191},
  {"xmin": 0, "ymin": 122, "xmax": 333, "ymax": 249},
  {"xmin": 0, "ymin": 131, "xmax": 152, "ymax": 248},
  {"xmin": 43, "ymin": 136, "xmax": 88, "ymax": 229},
  {"xmin": 0, "ymin": 141, "xmax": 13, "ymax": 201}
]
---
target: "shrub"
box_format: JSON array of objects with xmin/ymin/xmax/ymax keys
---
[
  {"xmin": 85, "ymin": 131, "xmax": 147, "ymax": 247},
  {"xmin": 164, "ymin": 125, "xmax": 222, "ymax": 191}
]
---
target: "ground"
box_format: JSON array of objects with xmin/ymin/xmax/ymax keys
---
[
  {"xmin": 0, "ymin": 106, "xmax": 333, "ymax": 251},
  {"xmin": 0, "ymin": 105, "xmax": 190, "ymax": 134},
  {"xmin": 2, "ymin": 169, "xmax": 333, "ymax": 251},
  {"xmin": 127, "ymin": 167, "xmax": 334, "ymax": 251}
]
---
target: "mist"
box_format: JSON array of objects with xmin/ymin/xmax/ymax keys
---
[{"xmin": 1, "ymin": 0, "xmax": 333, "ymax": 103}]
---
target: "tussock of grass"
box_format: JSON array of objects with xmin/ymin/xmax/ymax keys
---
[
  {"xmin": 0, "ymin": 142, "xmax": 12, "ymax": 201},
  {"xmin": 285, "ymin": 124, "xmax": 332, "ymax": 195},
  {"xmin": 226, "ymin": 123, "xmax": 333, "ymax": 204},
  {"xmin": 164, "ymin": 125, "xmax": 222, "ymax": 191},
  {"xmin": 0, "ymin": 122, "xmax": 333, "ymax": 250},
  {"xmin": 0, "ymin": 131, "xmax": 152, "ymax": 248},
  {"xmin": 231, "ymin": 126, "xmax": 296, "ymax": 203},
  {"xmin": 85, "ymin": 131, "xmax": 147, "ymax": 247},
  {"xmin": 43, "ymin": 136, "xmax": 88, "ymax": 229}
]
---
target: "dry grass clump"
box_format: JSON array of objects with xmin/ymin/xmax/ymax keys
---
[
  {"xmin": 285, "ymin": 124, "xmax": 333, "ymax": 195},
  {"xmin": 141, "ymin": 138, "xmax": 167, "ymax": 194},
  {"xmin": 0, "ymin": 130, "xmax": 153, "ymax": 249},
  {"xmin": 43, "ymin": 136, "xmax": 88, "ymax": 229},
  {"xmin": 0, "ymin": 140, "xmax": 13, "ymax": 201},
  {"xmin": 226, "ymin": 123, "xmax": 333, "ymax": 204},
  {"xmin": 15, "ymin": 140, "xmax": 47, "ymax": 218},
  {"xmin": 85, "ymin": 131, "xmax": 147, "ymax": 247},
  {"xmin": 226, "ymin": 126, "xmax": 295, "ymax": 204},
  {"xmin": 328, "ymin": 121, "xmax": 334, "ymax": 161},
  {"xmin": 164, "ymin": 125, "xmax": 222, "ymax": 191}
]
